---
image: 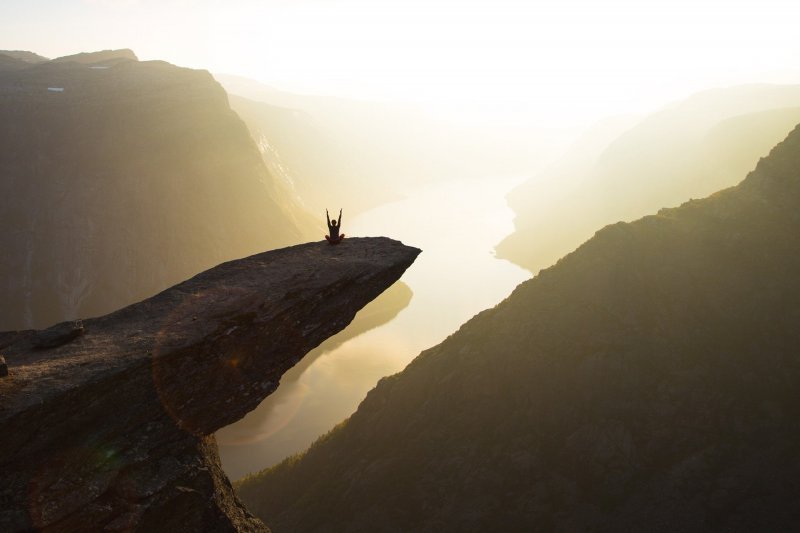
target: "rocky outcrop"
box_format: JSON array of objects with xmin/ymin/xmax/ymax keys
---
[
  {"xmin": 51, "ymin": 49, "xmax": 138, "ymax": 64},
  {"xmin": 238, "ymin": 126, "xmax": 800, "ymax": 532},
  {"xmin": 0, "ymin": 51, "xmax": 318, "ymax": 330},
  {"xmin": 0, "ymin": 237, "xmax": 420, "ymax": 532}
]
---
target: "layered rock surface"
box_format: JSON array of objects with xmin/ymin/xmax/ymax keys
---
[
  {"xmin": 239, "ymin": 126, "xmax": 800, "ymax": 531},
  {"xmin": 0, "ymin": 237, "xmax": 420, "ymax": 532}
]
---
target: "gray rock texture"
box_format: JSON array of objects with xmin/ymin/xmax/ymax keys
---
[{"xmin": 0, "ymin": 237, "xmax": 419, "ymax": 532}]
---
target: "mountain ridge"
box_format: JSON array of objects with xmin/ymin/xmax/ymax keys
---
[
  {"xmin": 499, "ymin": 84, "xmax": 800, "ymax": 273},
  {"xmin": 0, "ymin": 50, "xmax": 49, "ymax": 64},
  {"xmin": 0, "ymin": 52, "xmax": 317, "ymax": 330},
  {"xmin": 238, "ymin": 124, "xmax": 800, "ymax": 531}
]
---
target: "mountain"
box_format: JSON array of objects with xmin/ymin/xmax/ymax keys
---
[
  {"xmin": 0, "ymin": 237, "xmax": 420, "ymax": 532},
  {"xmin": 0, "ymin": 54, "xmax": 28, "ymax": 71},
  {"xmin": 0, "ymin": 50, "xmax": 49, "ymax": 63},
  {"xmin": 51, "ymin": 48, "xmax": 138, "ymax": 65},
  {"xmin": 216, "ymin": 74, "xmax": 557, "ymax": 216},
  {"xmin": 0, "ymin": 51, "xmax": 317, "ymax": 330},
  {"xmin": 227, "ymin": 94, "xmax": 394, "ymax": 215},
  {"xmin": 498, "ymin": 84, "xmax": 800, "ymax": 273},
  {"xmin": 237, "ymin": 124, "xmax": 800, "ymax": 531}
]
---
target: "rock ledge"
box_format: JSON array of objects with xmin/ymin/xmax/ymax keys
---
[{"xmin": 0, "ymin": 237, "xmax": 420, "ymax": 531}]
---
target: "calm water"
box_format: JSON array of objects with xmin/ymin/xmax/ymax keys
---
[{"xmin": 217, "ymin": 176, "xmax": 531, "ymax": 480}]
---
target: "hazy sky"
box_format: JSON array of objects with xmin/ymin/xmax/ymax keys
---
[{"xmin": 3, "ymin": 0, "xmax": 800, "ymax": 126}]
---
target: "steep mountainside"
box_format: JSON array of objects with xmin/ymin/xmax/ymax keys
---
[
  {"xmin": 239, "ymin": 125, "xmax": 800, "ymax": 532},
  {"xmin": 227, "ymin": 95, "xmax": 393, "ymax": 215},
  {"xmin": 499, "ymin": 84, "xmax": 800, "ymax": 272},
  {"xmin": 0, "ymin": 237, "xmax": 419, "ymax": 532},
  {"xmin": 0, "ymin": 52, "xmax": 317, "ymax": 330}
]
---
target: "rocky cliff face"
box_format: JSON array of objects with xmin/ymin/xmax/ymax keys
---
[
  {"xmin": 238, "ymin": 126, "xmax": 800, "ymax": 532},
  {"xmin": 0, "ymin": 51, "xmax": 317, "ymax": 330},
  {"xmin": 0, "ymin": 237, "xmax": 419, "ymax": 532}
]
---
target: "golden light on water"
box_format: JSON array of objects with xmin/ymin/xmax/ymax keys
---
[
  {"xmin": 217, "ymin": 176, "xmax": 532, "ymax": 478},
  {"xmin": 216, "ymin": 382, "xmax": 310, "ymax": 446}
]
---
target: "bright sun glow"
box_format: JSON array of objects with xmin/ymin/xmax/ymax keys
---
[
  {"xmin": 202, "ymin": 0, "xmax": 800, "ymax": 126},
  {"xmin": 3, "ymin": 0, "xmax": 800, "ymax": 127}
]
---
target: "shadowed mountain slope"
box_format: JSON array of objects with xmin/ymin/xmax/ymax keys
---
[
  {"xmin": 0, "ymin": 237, "xmax": 419, "ymax": 532},
  {"xmin": 0, "ymin": 52, "xmax": 317, "ymax": 330},
  {"xmin": 239, "ymin": 125, "xmax": 800, "ymax": 532}
]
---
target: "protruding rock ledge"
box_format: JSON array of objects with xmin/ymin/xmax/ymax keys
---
[{"xmin": 0, "ymin": 237, "xmax": 420, "ymax": 532}]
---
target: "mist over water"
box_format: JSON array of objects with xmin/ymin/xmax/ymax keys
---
[{"xmin": 217, "ymin": 176, "xmax": 530, "ymax": 480}]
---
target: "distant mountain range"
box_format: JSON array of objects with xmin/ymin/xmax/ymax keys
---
[
  {"xmin": 216, "ymin": 74, "xmax": 558, "ymax": 216},
  {"xmin": 498, "ymin": 84, "xmax": 800, "ymax": 273},
  {"xmin": 238, "ymin": 121, "xmax": 800, "ymax": 531},
  {"xmin": 0, "ymin": 49, "xmax": 316, "ymax": 330},
  {"xmin": 50, "ymin": 48, "xmax": 139, "ymax": 65},
  {"xmin": 0, "ymin": 50, "xmax": 49, "ymax": 64}
]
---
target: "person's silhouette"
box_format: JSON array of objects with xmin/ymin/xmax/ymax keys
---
[{"xmin": 325, "ymin": 208, "xmax": 345, "ymax": 244}]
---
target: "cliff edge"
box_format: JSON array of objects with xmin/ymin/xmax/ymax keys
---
[
  {"xmin": 238, "ymin": 125, "xmax": 800, "ymax": 531},
  {"xmin": 0, "ymin": 237, "xmax": 420, "ymax": 532}
]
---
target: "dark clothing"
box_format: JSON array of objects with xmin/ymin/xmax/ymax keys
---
[
  {"xmin": 326, "ymin": 209, "xmax": 343, "ymax": 241},
  {"xmin": 328, "ymin": 223, "xmax": 340, "ymax": 240}
]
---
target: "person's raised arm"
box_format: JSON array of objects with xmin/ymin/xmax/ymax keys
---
[
  {"xmin": 326, "ymin": 209, "xmax": 331, "ymax": 227},
  {"xmin": 339, "ymin": 208, "xmax": 343, "ymax": 227}
]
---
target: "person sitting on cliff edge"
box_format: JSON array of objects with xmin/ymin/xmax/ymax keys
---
[{"xmin": 326, "ymin": 208, "xmax": 345, "ymax": 245}]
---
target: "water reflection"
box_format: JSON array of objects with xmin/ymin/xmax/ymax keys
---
[{"xmin": 217, "ymin": 176, "xmax": 530, "ymax": 480}]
